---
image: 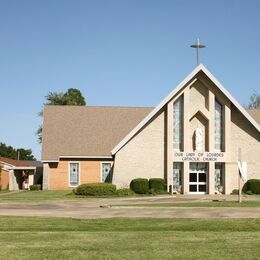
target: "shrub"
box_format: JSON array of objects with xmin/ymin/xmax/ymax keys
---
[
  {"xmin": 231, "ymin": 189, "xmax": 239, "ymax": 195},
  {"xmin": 247, "ymin": 179, "xmax": 260, "ymax": 194},
  {"xmin": 149, "ymin": 178, "xmax": 166, "ymax": 191},
  {"xmin": 116, "ymin": 188, "xmax": 135, "ymax": 196},
  {"xmin": 29, "ymin": 184, "xmax": 41, "ymax": 191},
  {"xmin": 130, "ymin": 178, "xmax": 149, "ymax": 194},
  {"xmin": 74, "ymin": 183, "xmax": 116, "ymax": 196},
  {"xmin": 246, "ymin": 190, "xmax": 254, "ymax": 195}
]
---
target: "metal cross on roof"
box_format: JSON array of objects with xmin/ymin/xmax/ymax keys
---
[{"xmin": 190, "ymin": 38, "xmax": 206, "ymax": 66}]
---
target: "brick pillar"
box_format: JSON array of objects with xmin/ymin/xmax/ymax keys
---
[
  {"xmin": 167, "ymin": 101, "xmax": 174, "ymax": 192},
  {"xmin": 208, "ymin": 162, "xmax": 215, "ymax": 194},
  {"xmin": 42, "ymin": 163, "xmax": 50, "ymax": 190},
  {"xmin": 183, "ymin": 162, "xmax": 189, "ymax": 194}
]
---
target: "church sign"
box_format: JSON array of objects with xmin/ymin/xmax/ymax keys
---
[{"xmin": 174, "ymin": 152, "xmax": 225, "ymax": 162}]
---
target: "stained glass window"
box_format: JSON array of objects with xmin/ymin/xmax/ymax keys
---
[
  {"xmin": 215, "ymin": 100, "xmax": 223, "ymax": 151},
  {"xmin": 215, "ymin": 163, "xmax": 224, "ymax": 194},
  {"xmin": 173, "ymin": 96, "xmax": 183, "ymax": 150},
  {"xmin": 173, "ymin": 162, "xmax": 182, "ymax": 192},
  {"xmin": 69, "ymin": 163, "xmax": 79, "ymax": 186},
  {"xmin": 102, "ymin": 163, "xmax": 112, "ymax": 183}
]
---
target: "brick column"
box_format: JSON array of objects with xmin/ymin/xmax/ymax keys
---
[
  {"xmin": 183, "ymin": 162, "xmax": 189, "ymax": 194},
  {"xmin": 8, "ymin": 170, "xmax": 14, "ymax": 191},
  {"xmin": 208, "ymin": 162, "xmax": 215, "ymax": 194},
  {"xmin": 167, "ymin": 101, "xmax": 173, "ymax": 192},
  {"xmin": 42, "ymin": 163, "xmax": 50, "ymax": 190}
]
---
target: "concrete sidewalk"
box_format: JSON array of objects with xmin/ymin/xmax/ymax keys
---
[{"xmin": 0, "ymin": 195, "xmax": 259, "ymax": 219}]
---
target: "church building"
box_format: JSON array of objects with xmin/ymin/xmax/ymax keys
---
[{"xmin": 41, "ymin": 64, "xmax": 260, "ymax": 194}]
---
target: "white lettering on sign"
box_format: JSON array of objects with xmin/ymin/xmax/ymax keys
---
[{"xmin": 174, "ymin": 152, "xmax": 224, "ymax": 162}]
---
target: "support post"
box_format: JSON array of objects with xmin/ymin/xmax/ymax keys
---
[
  {"xmin": 167, "ymin": 101, "xmax": 174, "ymax": 192},
  {"xmin": 238, "ymin": 147, "xmax": 242, "ymax": 203}
]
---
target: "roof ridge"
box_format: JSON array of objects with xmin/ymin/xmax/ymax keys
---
[
  {"xmin": 44, "ymin": 105, "xmax": 155, "ymax": 109},
  {"xmin": 111, "ymin": 64, "xmax": 260, "ymax": 155}
]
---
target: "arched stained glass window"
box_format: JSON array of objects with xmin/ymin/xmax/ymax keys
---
[
  {"xmin": 173, "ymin": 96, "xmax": 183, "ymax": 150},
  {"xmin": 215, "ymin": 100, "xmax": 223, "ymax": 151}
]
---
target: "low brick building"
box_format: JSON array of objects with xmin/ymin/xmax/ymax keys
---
[
  {"xmin": 0, "ymin": 157, "xmax": 43, "ymax": 190},
  {"xmin": 42, "ymin": 65, "xmax": 260, "ymax": 194}
]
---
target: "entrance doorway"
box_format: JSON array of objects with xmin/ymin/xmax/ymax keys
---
[{"xmin": 189, "ymin": 163, "xmax": 208, "ymax": 194}]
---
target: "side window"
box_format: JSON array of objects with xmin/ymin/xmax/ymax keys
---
[
  {"xmin": 173, "ymin": 95, "xmax": 183, "ymax": 150},
  {"xmin": 173, "ymin": 162, "xmax": 182, "ymax": 192},
  {"xmin": 215, "ymin": 100, "xmax": 223, "ymax": 151},
  {"xmin": 215, "ymin": 163, "xmax": 224, "ymax": 194},
  {"xmin": 102, "ymin": 163, "xmax": 112, "ymax": 183},
  {"xmin": 69, "ymin": 162, "xmax": 79, "ymax": 186}
]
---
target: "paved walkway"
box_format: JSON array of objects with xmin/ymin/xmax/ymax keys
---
[{"xmin": 0, "ymin": 195, "xmax": 259, "ymax": 219}]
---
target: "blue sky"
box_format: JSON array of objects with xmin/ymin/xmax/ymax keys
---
[{"xmin": 0, "ymin": 0, "xmax": 259, "ymax": 160}]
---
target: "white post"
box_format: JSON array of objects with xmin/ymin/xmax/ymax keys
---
[
  {"xmin": 28, "ymin": 172, "xmax": 34, "ymax": 189},
  {"xmin": 238, "ymin": 148, "xmax": 242, "ymax": 203},
  {"xmin": 9, "ymin": 170, "xmax": 14, "ymax": 191}
]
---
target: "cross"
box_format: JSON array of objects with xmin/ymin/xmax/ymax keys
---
[{"xmin": 190, "ymin": 38, "xmax": 206, "ymax": 66}]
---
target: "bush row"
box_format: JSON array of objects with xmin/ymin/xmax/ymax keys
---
[
  {"xmin": 29, "ymin": 184, "xmax": 41, "ymax": 191},
  {"xmin": 246, "ymin": 179, "xmax": 260, "ymax": 194},
  {"xmin": 73, "ymin": 183, "xmax": 136, "ymax": 197},
  {"xmin": 73, "ymin": 178, "xmax": 167, "ymax": 196},
  {"xmin": 74, "ymin": 183, "xmax": 116, "ymax": 196},
  {"xmin": 231, "ymin": 179, "xmax": 260, "ymax": 195},
  {"xmin": 130, "ymin": 178, "xmax": 166, "ymax": 194}
]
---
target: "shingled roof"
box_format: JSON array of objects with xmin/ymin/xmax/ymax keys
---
[
  {"xmin": 0, "ymin": 157, "xmax": 32, "ymax": 167},
  {"xmin": 42, "ymin": 105, "xmax": 153, "ymax": 160},
  {"xmin": 42, "ymin": 104, "xmax": 260, "ymax": 161}
]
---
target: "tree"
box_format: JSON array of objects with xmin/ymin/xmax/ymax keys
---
[
  {"xmin": 248, "ymin": 91, "xmax": 260, "ymax": 109},
  {"xmin": 37, "ymin": 88, "xmax": 86, "ymax": 142},
  {"xmin": 63, "ymin": 88, "xmax": 86, "ymax": 105},
  {"xmin": 0, "ymin": 142, "xmax": 36, "ymax": 160}
]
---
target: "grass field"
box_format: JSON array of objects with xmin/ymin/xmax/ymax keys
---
[
  {"xmin": 0, "ymin": 190, "xmax": 78, "ymax": 202},
  {"xmin": 0, "ymin": 217, "xmax": 259, "ymax": 259}
]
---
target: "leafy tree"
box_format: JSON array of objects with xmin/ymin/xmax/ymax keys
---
[
  {"xmin": 37, "ymin": 88, "xmax": 86, "ymax": 142},
  {"xmin": 0, "ymin": 142, "xmax": 36, "ymax": 160},
  {"xmin": 63, "ymin": 89, "xmax": 86, "ymax": 105},
  {"xmin": 248, "ymin": 91, "xmax": 260, "ymax": 109}
]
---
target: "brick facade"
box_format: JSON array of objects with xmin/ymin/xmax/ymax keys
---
[{"xmin": 48, "ymin": 159, "xmax": 112, "ymax": 190}]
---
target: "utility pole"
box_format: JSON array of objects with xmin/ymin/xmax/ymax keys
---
[{"xmin": 190, "ymin": 38, "xmax": 206, "ymax": 66}]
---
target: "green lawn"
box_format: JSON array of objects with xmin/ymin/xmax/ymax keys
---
[
  {"xmin": 0, "ymin": 217, "xmax": 259, "ymax": 259},
  {"xmin": 117, "ymin": 201, "xmax": 260, "ymax": 208},
  {"xmin": 0, "ymin": 190, "xmax": 79, "ymax": 202},
  {"xmin": 0, "ymin": 190, "xmax": 140, "ymax": 202}
]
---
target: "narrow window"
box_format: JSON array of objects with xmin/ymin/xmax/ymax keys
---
[
  {"xmin": 102, "ymin": 163, "xmax": 112, "ymax": 183},
  {"xmin": 215, "ymin": 100, "xmax": 223, "ymax": 151},
  {"xmin": 69, "ymin": 162, "xmax": 79, "ymax": 187},
  {"xmin": 173, "ymin": 96, "xmax": 183, "ymax": 150},
  {"xmin": 173, "ymin": 162, "xmax": 182, "ymax": 193},
  {"xmin": 215, "ymin": 163, "xmax": 224, "ymax": 194}
]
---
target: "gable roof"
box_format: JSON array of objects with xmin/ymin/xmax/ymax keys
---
[
  {"xmin": 0, "ymin": 157, "xmax": 33, "ymax": 167},
  {"xmin": 42, "ymin": 106, "xmax": 153, "ymax": 161},
  {"xmin": 111, "ymin": 64, "xmax": 260, "ymax": 155}
]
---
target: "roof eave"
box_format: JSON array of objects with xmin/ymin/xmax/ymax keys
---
[{"xmin": 111, "ymin": 64, "xmax": 260, "ymax": 155}]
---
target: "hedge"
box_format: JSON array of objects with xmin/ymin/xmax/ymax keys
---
[
  {"xmin": 246, "ymin": 179, "xmax": 260, "ymax": 194},
  {"xmin": 74, "ymin": 183, "xmax": 116, "ymax": 196},
  {"xmin": 231, "ymin": 189, "xmax": 239, "ymax": 195},
  {"xmin": 130, "ymin": 178, "xmax": 149, "ymax": 194},
  {"xmin": 149, "ymin": 178, "xmax": 165, "ymax": 191},
  {"xmin": 29, "ymin": 184, "xmax": 41, "ymax": 191},
  {"xmin": 116, "ymin": 188, "xmax": 135, "ymax": 196}
]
